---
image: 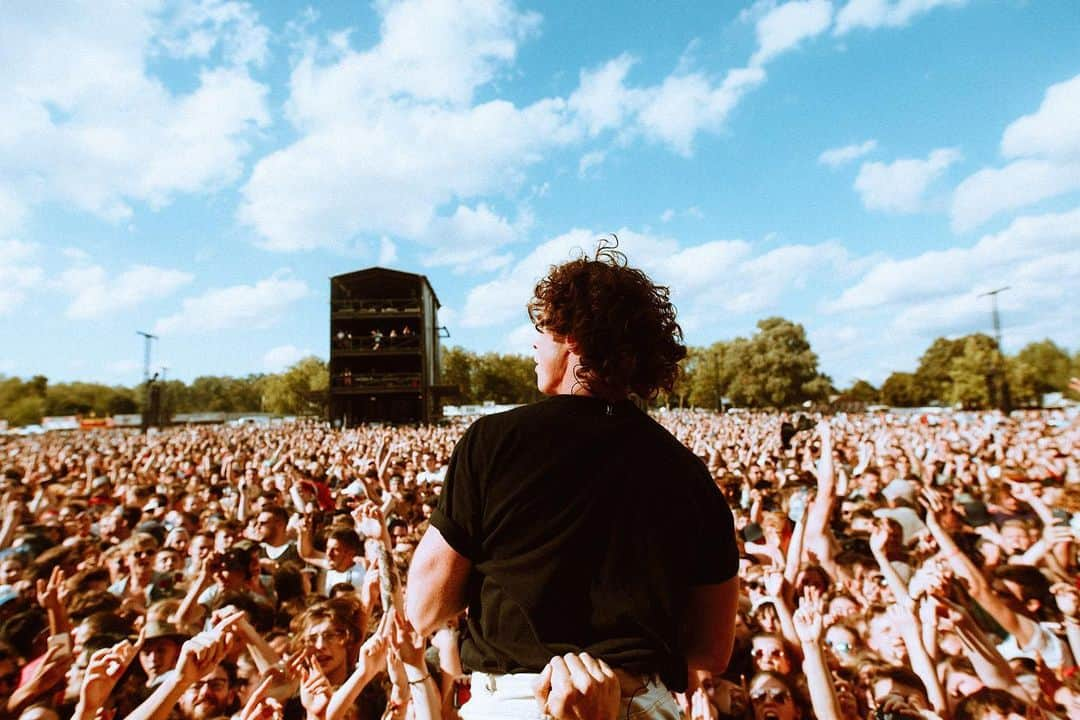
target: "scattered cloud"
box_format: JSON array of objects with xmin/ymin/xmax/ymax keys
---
[
  {"xmin": 59, "ymin": 264, "xmax": 194, "ymax": 319},
  {"xmin": 951, "ymin": 160, "xmax": 1080, "ymax": 233},
  {"xmin": 829, "ymin": 207, "xmax": 1080, "ymax": 341},
  {"xmin": 378, "ymin": 237, "xmax": 398, "ymax": 266},
  {"xmin": 751, "ymin": 0, "xmax": 833, "ymax": 66},
  {"xmin": 154, "ymin": 0, "xmax": 271, "ymax": 68},
  {"xmin": 951, "ymin": 74, "xmax": 1080, "ymax": 232},
  {"xmin": 419, "ymin": 204, "xmax": 518, "ymax": 273},
  {"xmin": 568, "ymin": 54, "xmax": 640, "ymax": 137},
  {"xmin": 818, "ymin": 139, "xmax": 878, "ymax": 168},
  {"xmin": 578, "ymin": 151, "xmax": 605, "ymax": 177},
  {"xmin": 1001, "ymin": 74, "xmax": 1080, "ymax": 161},
  {"xmin": 854, "ymin": 147, "xmax": 960, "ymax": 213},
  {"xmin": 154, "ymin": 272, "xmax": 309, "ymax": 334},
  {"xmin": 0, "ymin": 2, "xmax": 271, "ymax": 224},
  {"xmin": 835, "ymin": 0, "xmax": 966, "ymax": 35},
  {"xmin": 460, "ymin": 228, "xmax": 851, "ymax": 334},
  {"xmin": 0, "ymin": 240, "xmax": 43, "ymax": 315},
  {"xmin": 262, "ymin": 344, "xmax": 313, "ymax": 372},
  {"xmin": 239, "ymin": 0, "xmax": 573, "ymax": 253}
]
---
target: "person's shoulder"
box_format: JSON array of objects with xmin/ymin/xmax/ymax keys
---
[
  {"xmin": 635, "ymin": 412, "xmax": 709, "ymax": 472},
  {"xmin": 464, "ymin": 399, "xmax": 560, "ymax": 435}
]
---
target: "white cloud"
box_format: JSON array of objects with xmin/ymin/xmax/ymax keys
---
[
  {"xmin": 578, "ymin": 151, "xmax": 605, "ymax": 178},
  {"xmin": 0, "ymin": 185, "xmax": 27, "ymax": 238},
  {"xmin": 504, "ymin": 322, "xmax": 538, "ymax": 354},
  {"xmin": 950, "ymin": 74, "xmax": 1080, "ymax": 232},
  {"xmin": 0, "ymin": 240, "xmax": 43, "ymax": 315},
  {"xmin": 818, "ymin": 139, "xmax": 878, "ymax": 168},
  {"xmin": 242, "ymin": 3, "xmax": 780, "ymax": 256},
  {"xmin": 1002, "ymin": 75, "xmax": 1080, "ymax": 161},
  {"xmin": 568, "ymin": 54, "xmax": 641, "ymax": 137},
  {"xmin": 635, "ymin": 67, "xmax": 766, "ymax": 156},
  {"xmin": 287, "ymin": 0, "xmax": 540, "ymax": 113},
  {"xmin": 0, "ymin": 3, "xmax": 270, "ymax": 224},
  {"xmin": 420, "ymin": 204, "xmax": 517, "ymax": 273},
  {"xmin": 460, "ymin": 228, "xmax": 851, "ymax": 333},
  {"xmin": 835, "ymin": 0, "xmax": 966, "ymax": 35},
  {"xmin": 751, "ymin": 0, "xmax": 833, "ymax": 66},
  {"xmin": 854, "ymin": 147, "xmax": 960, "ymax": 213},
  {"xmin": 240, "ymin": 6, "xmax": 576, "ymax": 255},
  {"xmin": 951, "ymin": 159, "xmax": 1080, "ymax": 233},
  {"xmin": 154, "ymin": 272, "xmax": 309, "ymax": 334},
  {"xmin": 59, "ymin": 264, "xmax": 194, "ymax": 319},
  {"xmin": 378, "ymin": 237, "xmax": 399, "ymax": 266},
  {"xmin": 569, "ymin": 53, "xmax": 766, "ymax": 157},
  {"xmin": 155, "ymin": 0, "xmax": 271, "ymax": 68},
  {"xmin": 262, "ymin": 344, "xmax": 313, "ymax": 372},
  {"xmin": 660, "ymin": 209, "xmax": 676, "ymax": 223},
  {"xmin": 830, "ymin": 207, "xmax": 1080, "ymax": 322}
]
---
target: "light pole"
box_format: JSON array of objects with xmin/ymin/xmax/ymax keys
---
[{"xmin": 977, "ymin": 287, "xmax": 1011, "ymax": 411}]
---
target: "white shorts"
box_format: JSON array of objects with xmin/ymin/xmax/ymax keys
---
[{"xmin": 460, "ymin": 671, "xmax": 683, "ymax": 720}]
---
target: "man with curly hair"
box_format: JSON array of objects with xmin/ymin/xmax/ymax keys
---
[{"xmin": 406, "ymin": 240, "xmax": 740, "ymax": 720}]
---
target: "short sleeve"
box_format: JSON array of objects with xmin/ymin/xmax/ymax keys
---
[
  {"xmin": 688, "ymin": 472, "xmax": 740, "ymax": 586},
  {"xmin": 431, "ymin": 422, "xmax": 483, "ymax": 561}
]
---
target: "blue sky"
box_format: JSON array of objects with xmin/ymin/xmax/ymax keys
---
[{"xmin": 2, "ymin": 0, "xmax": 1078, "ymax": 388}]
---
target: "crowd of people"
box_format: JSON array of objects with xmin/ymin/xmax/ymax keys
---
[{"xmin": 0, "ymin": 402, "xmax": 1077, "ymax": 720}]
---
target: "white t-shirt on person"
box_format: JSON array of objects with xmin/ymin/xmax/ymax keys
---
[{"xmin": 322, "ymin": 562, "xmax": 366, "ymax": 596}]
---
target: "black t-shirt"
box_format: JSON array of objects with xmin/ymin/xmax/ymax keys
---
[{"xmin": 431, "ymin": 395, "xmax": 738, "ymax": 692}]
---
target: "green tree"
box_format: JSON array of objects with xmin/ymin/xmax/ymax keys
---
[
  {"xmin": 262, "ymin": 357, "xmax": 329, "ymax": 415},
  {"xmin": 723, "ymin": 318, "xmax": 829, "ymax": 408},
  {"xmin": 440, "ymin": 346, "xmax": 476, "ymax": 404},
  {"xmin": 5, "ymin": 395, "xmax": 45, "ymax": 426},
  {"xmin": 471, "ymin": 353, "xmax": 540, "ymax": 404},
  {"xmin": 841, "ymin": 379, "xmax": 879, "ymax": 403},
  {"xmin": 880, "ymin": 372, "xmax": 923, "ymax": 407},
  {"xmin": 1013, "ymin": 340, "xmax": 1071, "ymax": 395},
  {"xmin": 914, "ymin": 337, "xmax": 966, "ymax": 405},
  {"xmin": 687, "ymin": 342, "xmax": 732, "ymax": 409},
  {"xmin": 947, "ymin": 334, "xmax": 1005, "ymax": 409}
]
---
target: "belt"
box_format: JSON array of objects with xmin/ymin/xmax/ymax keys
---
[{"xmin": 472, "ymin": 669, "xmax": 661, "ymax": 699}]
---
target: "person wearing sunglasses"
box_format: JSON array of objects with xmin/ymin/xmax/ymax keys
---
[{"xmin": 748, "ymin": 671, "xmax": 800, "ymax": 720}]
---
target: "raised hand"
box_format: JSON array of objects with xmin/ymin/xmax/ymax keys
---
[
  {"xmin": 35, "ymin": 565, "xmax": 67, "ymax": 613},
  {"xmin": 239, "ymin": 676, "xmax": 285, "ymax": 720},
  {"xmin": 761, "ymin": 569, "xmax": 784, "ymax": 599},
  {"xmin": 868, "ymin": 520, "xmax": 890, "ymax": 556},
  {"xmin": 1051, "ymin": 582, "xmax": 1079, "ymax": 618},
  {"xmin": 535, "ymin": 653, "xmax": 620, "ymax": 720},
  {"xmin": 1042, "ymin": 523, "xmax": 1073, "ymax": 547},
  {"xmin": 390, "ymin": 612, "xmax": 425, "ymax": 669},
  {"xmin": 79, "ymin": 639, "xmax": 140, "ymax": 715},
  {"xmin": 175, "ymin": 610, "xmax": 243, "ymax": 685},
  {"xmin": 352, "ymin": 502, "xmax": 386, "ymax": 540},
  {"xmin": 793, "ymin": 588, "xmax": 824, "ymax": 645},
  {"xmin": 298, "ymin": 653, "xmax": 333, "ymax": 720},
  {"xmin": 358, "ymin": 611, "xmax": 391, "ymax": 671},
  {"xmin": 690, "ymin": 687, "xmax": 718, "ymax": 720}
]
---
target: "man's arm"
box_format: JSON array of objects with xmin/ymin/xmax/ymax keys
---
[
  {"xmin": 683, "ymin": 576, "xmax": 740, "ymax": 675},
  {"xmin": 405, "ymin": 526, "xmax": 472, "ymax": 637}
]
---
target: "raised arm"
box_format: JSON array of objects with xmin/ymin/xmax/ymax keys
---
[
  {"xmin": 921, "ymin": 489, "xmax": 1037, "ymax": 649},
  {"xmin": 792, "ymin": 590, "xmax": 842, "ymax": 720}
]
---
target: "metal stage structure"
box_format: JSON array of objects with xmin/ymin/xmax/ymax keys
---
[{"xmin": 328, "ymin": 267, "xmax": 452, "ymax": 425}]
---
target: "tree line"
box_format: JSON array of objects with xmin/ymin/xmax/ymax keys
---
[{"xmin": 1, "ymin": 319, "xmax": 1076, "ymax": 426}]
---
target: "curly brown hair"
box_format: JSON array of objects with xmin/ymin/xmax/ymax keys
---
[{"xmin": 527, "ymin": 236, "xmax": 686, "ymax": 399}]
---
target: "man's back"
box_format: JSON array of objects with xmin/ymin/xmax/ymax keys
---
[{"xmin": 432, "ymin": 395, "xmax": 737, "ymax": 692}]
